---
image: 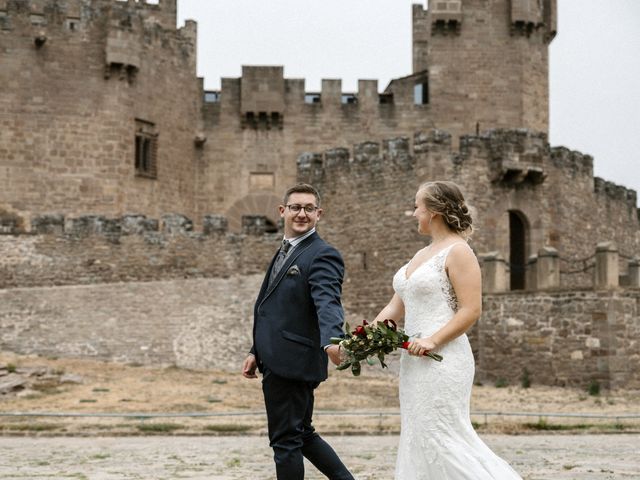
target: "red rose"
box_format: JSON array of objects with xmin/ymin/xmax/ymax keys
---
[
  {"xmin": 353, "ymin": 326, "xmax": 366, "ymax": 337},
  {"xmin": 383, "ymin": 319, "xmax": 397, "ymax": 331},
  {"xmin": 362, "ymin": 319, "xmax": 369, "ymax": 326}
]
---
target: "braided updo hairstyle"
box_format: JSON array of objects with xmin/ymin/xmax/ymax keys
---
[{"xmin": 418, "ymin": 181, "xmax": 473, "ymax": 238}]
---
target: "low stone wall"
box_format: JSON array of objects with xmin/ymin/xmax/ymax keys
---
[
  {"xmin": 1, "ymin": 275, "xmax": 638, "ymax": 389},
  {"xmin": 478, "ymin": 289, "xmax": 640, "ymax": 390},
  {"xmin": 0, "ymin": 215, "xmax": 277, "ymax": 289},
  {"xmin": 0, "ymin": 277, "xmax": 262, "ymax": 371}
]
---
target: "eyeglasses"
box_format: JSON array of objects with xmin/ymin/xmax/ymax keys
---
[{"xmin": 286, "ymin": 204, "xmax": 319, "ymax": 214}]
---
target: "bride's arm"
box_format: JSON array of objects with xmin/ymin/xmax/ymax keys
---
[
  {"xmin": 407, "ymin": 244, "xmax": 481, "ymax": 355},
  {"xmin": 372, "ymin": 293, "xmax": 405, "ymax": 325}
]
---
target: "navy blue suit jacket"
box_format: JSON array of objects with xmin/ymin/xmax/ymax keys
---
[{"xmin": 251, "ymin": 232, "xmax": 345, "ymax": 383}]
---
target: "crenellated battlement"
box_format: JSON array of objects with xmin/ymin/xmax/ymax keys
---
[
  {"xmin": 202, "ymin": 67, "xmax": 412, "ymax": 119},
  {"xmin": 0, "ymin": 212, "xmax": 282, "ymax": 238},
  {"xmin": 298, "ymin": 129, "xmax": 554, "ymax": 185},
  {"xmin": 0, "ymin": 0, "xmax": 178, "ymax": 31},
  {"xmin": 0, "ymin": 211, "xmax": 281, "ymax": 289},
  {"xmin": 594, "ymin": 177, "xmax": 638, "ymax": 207}
]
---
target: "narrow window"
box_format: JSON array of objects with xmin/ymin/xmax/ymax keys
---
[
  {"xmin": 414, "ymin": 80, "xmax": 429, "ymax": 105},
  {"xmin": 134, "ymin": 119, "xmax": 158, "ymax": 179}
]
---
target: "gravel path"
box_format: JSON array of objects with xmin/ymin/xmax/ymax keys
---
[{"xmin": 0, "ymin": 434, "xmax": 639, "ymax": 479}]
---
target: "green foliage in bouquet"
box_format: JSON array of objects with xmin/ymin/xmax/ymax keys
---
[{"xmin": 330, "ymin": 319, "xmax": 443, "ymax": 376}]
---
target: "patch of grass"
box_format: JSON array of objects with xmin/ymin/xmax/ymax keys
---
[
  {"xmin": 588, "ymin": 379, "xmax": 600, "ymax": 396},
  {"xmin": 6, "ymin": 363, "xmax": 17, "ymax": 373},
  {"xmin": 79, "ymin": 399, "xmax": 97, "ymax": 403},
  {"xmin": 524, "ymin": 419, "xmax": 591, "ymax": 431},
  {"xmin": 211, "ymin": 379, "xmax": 228, "ymax": 385},
  {"xmin": 520, "ymin": 368, "xmax": 531, "ymax": 389},
  {"xmin": 136, "ymin": 423, "xmax": 183, "ymax": 433},
  {"xmin": 22, "ymin": 393, "xmax": 43, "ymax": 400},
  {"xmin": 1, "ymin": 423, "xmax": 60, "ymax": 432},
  {"xmin": 563, "ymin": 464, "xmax": 576, "ymax": 470},
  {"xmin": 31, "ymin": 381, "xmax": 63, "ymax": 395},
  {"xmin": 494, "ymin": 378, "xmax": 508, "ymax": 388},
  {"xmin": 92, "ymin": 388, "xmax": 110, "ymax": 393},
  {"xmin": 226, "ymin": 457, "xmax": 241, "ymax": 468},
  {"xmin": 203, "ymin": 424, "xmax": 253, "ymax": 433},
  {"xmin": 89, "ymin": 453, "xmax": 110, "ymax": 460},
  {"xmin": 207, "ymin": 397, "xmax": 222, "ymax": 403}
]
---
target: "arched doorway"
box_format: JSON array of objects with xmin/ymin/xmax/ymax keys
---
[{"xmin": 508, "ymin": 210, "xmax": 529, "ymax": 290}]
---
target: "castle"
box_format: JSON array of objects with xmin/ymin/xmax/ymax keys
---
[{"xmin": 1, "ymin": 0, "xmax": 639, "ymax": 388}]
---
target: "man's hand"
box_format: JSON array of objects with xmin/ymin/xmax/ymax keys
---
[
  {"xmin": 242, "ymin": 354, "xmax": 258, "ymax": 379},
  {"xmin": 326, "ymin": 344, "xmax": 342, "ymax": 366}
]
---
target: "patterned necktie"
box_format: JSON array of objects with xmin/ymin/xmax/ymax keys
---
[{"xmin": 269, "ymin": 239, "xmax": 291, "ymax": 285}]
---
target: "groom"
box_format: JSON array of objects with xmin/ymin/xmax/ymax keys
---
[{"xmin": 242, "ymin": 183, "xmax": 354, "ymax": 480}]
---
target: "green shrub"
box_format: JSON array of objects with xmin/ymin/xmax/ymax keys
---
[
  {"xmin": 588, "ymin": 379, "xmax": 600, "ymax": 396},
  {"xmin": 495, "ymin": 377, "xmax": 508, "ymax": 388}
]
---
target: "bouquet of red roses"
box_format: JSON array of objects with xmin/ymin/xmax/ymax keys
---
[{"xmin": 330, "ymin": 319, "xmax": 443, "ymax": 376}]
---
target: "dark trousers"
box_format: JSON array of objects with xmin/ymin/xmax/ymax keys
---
[{"xmin": 262, "ymin": 369, "xmax": 354, "ymax": 480}]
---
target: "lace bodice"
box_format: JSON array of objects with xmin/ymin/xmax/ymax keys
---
[
  {"xmin": 393, "ymin": 243, "xmax": 461, "ymax": 339},
  {"xmin": 392, "ymin": 242, "xmax": 522, "ymax": 480}
]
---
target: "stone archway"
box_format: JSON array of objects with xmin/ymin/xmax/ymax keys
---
[{"xmin": 225, "ymin": 193, "xmax": 282, "ymax": 233}]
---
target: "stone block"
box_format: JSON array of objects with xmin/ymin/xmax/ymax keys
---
[
  {"xmin": 203, "ymin": 215, "xmax": 228, "ymax": 235},
  {"xmin": 594, "ymin": 241, "xmax": 619, "ymax": 289},
  {"xmin": 161, "ymin": 214, "xmax": 193, "ymax": 235},
  {"xmin": 480, "ymin": 251, "xmax": 507, "ymax": 293},
  {"xmin": 536, "ymin": 246, "xmax": 559, "ymax": 290},
  {"xmin": 31, "ymin": 214, "xmax": 64, "ymax": 235}
]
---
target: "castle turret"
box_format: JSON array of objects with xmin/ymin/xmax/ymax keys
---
[{"xmin": 412, "ymin": 0, "xmax": 557, "ymax": 138}]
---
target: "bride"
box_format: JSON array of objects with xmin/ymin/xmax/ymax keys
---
[{"xmin": 373, "ymin": 181, "xmax": 522, "ymax": 479}]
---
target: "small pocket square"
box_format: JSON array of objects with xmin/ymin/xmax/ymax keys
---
[{"xmin": 287, "ymin": 265, "xmax": 301, "ymax": 276}]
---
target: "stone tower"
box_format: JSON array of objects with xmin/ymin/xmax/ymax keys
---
[
  {"xmin": 412, "ymin": 0, "xmax": 557, "ymax": 138},
  {"xmin": 0, "ymin": 0, "xmax": 200, "ymax": 223}
]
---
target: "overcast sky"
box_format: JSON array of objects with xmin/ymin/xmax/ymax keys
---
[{"xmin": 177, "ymin": 0, "xmax": 640, "ymax": 201}]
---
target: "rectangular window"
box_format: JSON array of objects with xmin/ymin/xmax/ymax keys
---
[
  {"xmin": 134, "ymin": 119, "xmax": 158, "ymax": 179},
  {"xmin": 304, "ymin": 93, "xmax": 321, "ymax": 104},
  {"xmin": 341, "ymin": 94, "xmax": 358, "ymax": 105},
  {"xmin": 204, "ymin": 91, "xmax": 220, "ymax": 103},
  {"xmin": 414, "ymin": 80, "xmax": 429, "ymax": 105},
  {"xmin": 65, "ymin": 17, "xmax": 80, "ymax": 31}
]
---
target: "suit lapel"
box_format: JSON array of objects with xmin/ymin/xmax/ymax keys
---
[
  {"xmin": 259, "ymin": 233, "xmax": 319, "ymax": 306},
  {"xmin": 256, "ymin": 250, "xmax": 280, "ymax": 304}
]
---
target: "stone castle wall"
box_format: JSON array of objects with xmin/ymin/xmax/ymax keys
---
[
  {"xmin": 1, "ymin": 129, "xmax": 639, "ymax": 389},
  {"xmin": 298, "ymin": 130, "xmax": 638, "ymax": 313},
  {"xmin": 0, "ymin": 0, "xmax": 201, "ymax": 223}
]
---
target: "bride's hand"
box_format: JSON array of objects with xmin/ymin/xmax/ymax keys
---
[{"xmin": 407, "ymin": 337, "xmax": 437, "ymax": 356}]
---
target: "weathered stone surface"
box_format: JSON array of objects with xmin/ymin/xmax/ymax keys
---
[
  {"xmin": 0, "ymin": 373, "xmax": 27, "ymax": 394},
  {"xmin": 59, "ymin": 374, "xmax": 84, "ymax": 384}
]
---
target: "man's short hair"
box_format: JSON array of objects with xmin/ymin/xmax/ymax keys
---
[{"xmin": 283, "ymin": 183, "xmax": 321, "ymax": 206}]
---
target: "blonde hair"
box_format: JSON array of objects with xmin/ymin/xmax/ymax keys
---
[{"xmin": 418, "ymin": 181, "xmax": 473, "ymax": 237}]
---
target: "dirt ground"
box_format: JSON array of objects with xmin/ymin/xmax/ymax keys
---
[
  {"xmin": 1, "ymin": 352, "xmax": 639, "ymax": 436},
  {"xmin": 2, "ymin": 434, "xmax": 640, "ymax": 479}
]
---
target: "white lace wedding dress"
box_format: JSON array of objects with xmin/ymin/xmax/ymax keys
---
[{"xmin": 393, "ymin": 243, "xmax": 522, "ymax": 479}]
